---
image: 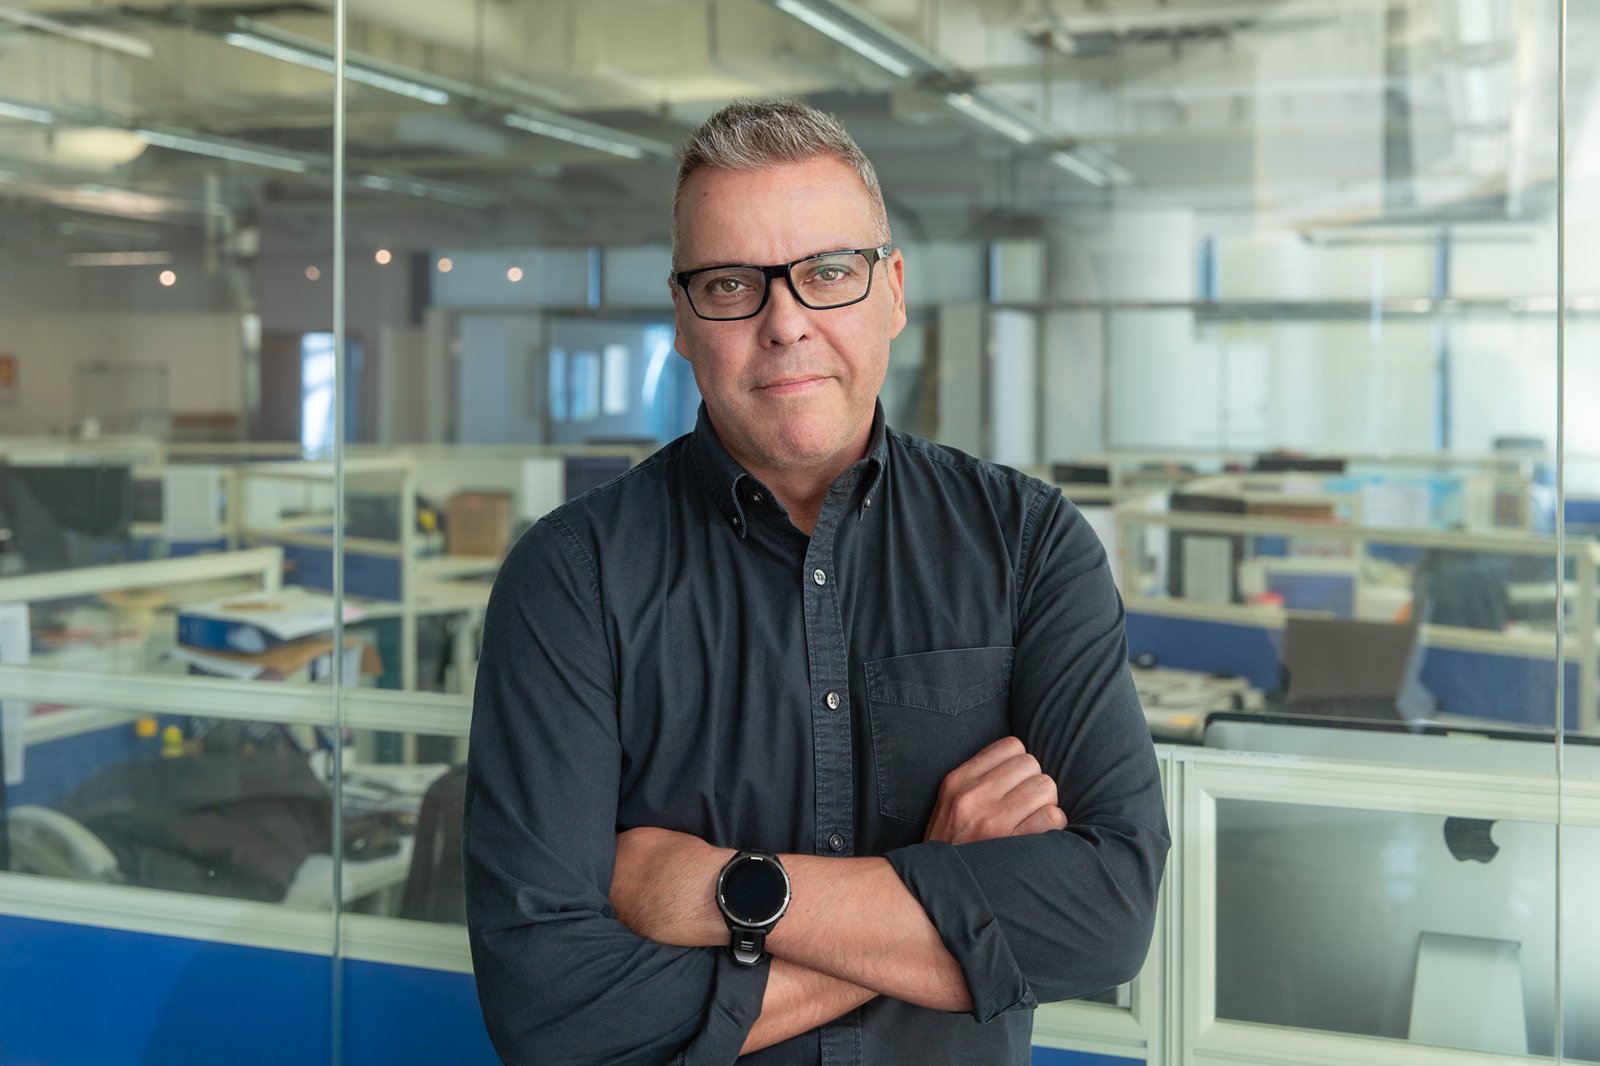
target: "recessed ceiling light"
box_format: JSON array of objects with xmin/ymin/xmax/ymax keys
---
[
  {"xmin": 305, "ymin": 265, "xmax": 321, "ymax": 281},
  {"xmin": 507, "ymin": 266, "xmax": 524, "ymax": 282},
  {"xmin": 375, "ymin": 248, "xmax": 393, "ymax": 265},
  {"xmin": 437, "ymin": 257, "xmax": 453, "ymax": 273},
  {"xmin": 158, "ymin": 270, "xmax": 177, "ymax": 287}
]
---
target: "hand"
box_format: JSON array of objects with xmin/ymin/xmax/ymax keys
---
[
  {"xmin": 923, "ymin": 736, "xmax": 1067, "ymax": 845},
  {"xmin": 608, "ymin": 826, "xmax": 729, "ymax": 947}
]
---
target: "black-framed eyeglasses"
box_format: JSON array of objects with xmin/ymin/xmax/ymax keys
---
[{"xmin": 672, "ymin": 245, "xmax": 893, "ymax": 322}]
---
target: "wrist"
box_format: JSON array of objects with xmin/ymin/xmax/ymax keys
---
[{"xmin": 714, "ymin": 849, "xmax": 792, "ymax": 964}]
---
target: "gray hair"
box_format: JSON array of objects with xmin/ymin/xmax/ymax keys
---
[{"xmin": 671, "ymin": 98, "xmax": 890, "ymax": 266}]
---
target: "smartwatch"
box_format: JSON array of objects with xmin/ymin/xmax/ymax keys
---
[{"xmin": 714, "ymin": 850, "xmax": 790, "ymax": 966}]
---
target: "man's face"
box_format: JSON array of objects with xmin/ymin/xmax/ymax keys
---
[{"xmin": 672, "ymin": 155, "xmax": 906, "ymax": 482}]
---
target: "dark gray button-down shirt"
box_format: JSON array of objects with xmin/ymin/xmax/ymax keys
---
[{"xmin": 465, "ymin": 406, "xmax": 1168, "ymax": 1065}]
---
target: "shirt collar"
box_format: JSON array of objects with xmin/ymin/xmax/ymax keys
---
[{"xmin": 690, "ymin": 402, "xmax": 889, "ymax": 538}]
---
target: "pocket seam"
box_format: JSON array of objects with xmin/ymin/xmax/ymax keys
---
[{"xmin": 865, "ymin": 647, "xmax": 1014, "ymax": 715}]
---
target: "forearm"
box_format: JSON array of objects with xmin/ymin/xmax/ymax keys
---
[
  {"xmin": 765, "ymin": 855, "xmax": 972, "ymax": 1013},
  {"xmin": 741, "ymin": 959, "xmax": 876, "ymax": 1055}
]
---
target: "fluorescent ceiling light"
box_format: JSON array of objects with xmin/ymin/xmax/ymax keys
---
[
  {"xmin": 0, "ymin": 5, "xmax": 152, "ymax": 59},
  {"xmin": 68, "ymin": 250, "xmax": 173, "ymax": 267},
  {"xmin": 358, "ymin": 172, "xmax": 503, "ymax": 209},
  {"xmin": 1049, "ymin": 151, "xmax": 1108, "ymax": 187},
  {"xmin": 945, "ymin": 92, "xmax": 1038, "ymax": 146},
  {"xmin": 772, "ymin": 0, "xmax": 915, "ymax": 78},
  {"xmin": 0, "ymin": 98, "xmax": 55, "ymax": 124},
  {"xmin": 503, "ymin": 112, "xmax": 646, "ymax": 159},
  {"xmin": 221, "ymin": 30, "xmax": 450, "ymax": 106},
  {"xmin": 137, "ymin": 128, "xmax": 310, "ymax": 173}
]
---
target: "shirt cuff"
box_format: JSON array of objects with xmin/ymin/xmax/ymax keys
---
[
  {"xmin": 887, "ymin": 839, "xmax": 1037, "ymax": 1023},
  {"xmin": 679, "ymin": 949, "xmax": 770, "ymax": 1065}
]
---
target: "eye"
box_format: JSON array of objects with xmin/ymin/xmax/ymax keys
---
[
  {"xmin": 814, "ymin": 265, "xmax": 846, "ymax": 282},
  {"xmin": 713, "ymin": 276, "xmax": 747, "ymax": 294}
]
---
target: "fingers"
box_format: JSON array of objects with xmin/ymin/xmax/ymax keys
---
[
  {"xmin": 1012, "ymin": 804, "xmax": 1068, "ymax": 836},
  {"xmin": 941, "ymin": 736, "xmax": 1027, "ymax": 790},
  {"xmin": 927, "ymin": 741, "xmax": 1065, "ymax": 844}
]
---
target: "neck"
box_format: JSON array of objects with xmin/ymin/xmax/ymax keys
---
[{"xmin": 729, "ymin": 436, "xmax": 873, "ymax": 538}]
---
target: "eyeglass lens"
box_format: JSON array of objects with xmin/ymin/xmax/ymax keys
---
[{"xmin": 687, "ymin": 251, "xmax": 874, "ymax": 319}]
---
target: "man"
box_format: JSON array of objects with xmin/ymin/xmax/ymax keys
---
[{"xmin": 465, "ymin": 98, "xmax": 1168, "ymax": 1065}]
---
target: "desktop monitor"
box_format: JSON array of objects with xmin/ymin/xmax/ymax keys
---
[
  {"xmin": 1167, "ymin": 492, "xmax": 1247, "ymax": 604},
  {"xmin": 1051, "ymin": 462, "xmax": 1112, "ymax": 486},
  {"xmin": 1279, "ymin": 616, "xmax": 1422, "ymax": 721},
  {"xmin": 0, "ymin": 464, "xmax": 134, "ymax": 573},
  {"xmin": 1252, "ymin": 453, "xmax": 1347, "ymax": 473},
  {"xmin": 563, "ymin": 455, "xmax": 633, "ymax": 501},
  {"xmin": 1201, "ymin": 714, "xmax": 1599, "ymax": 1059}
]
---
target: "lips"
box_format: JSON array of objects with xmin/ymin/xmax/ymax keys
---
[{"xmin": 756, "ymin": 375, "xmax": 828, "ymax": 396}]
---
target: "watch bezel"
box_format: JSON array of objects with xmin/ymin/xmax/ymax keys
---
[{"xmin": 715, "ymin": 851, "xmax": 791, "ymax": 930}]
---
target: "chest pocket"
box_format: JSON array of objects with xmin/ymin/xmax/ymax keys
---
[{"xmin": 866, "ymin": 646, "xmax": 1014, "ymax": 825}]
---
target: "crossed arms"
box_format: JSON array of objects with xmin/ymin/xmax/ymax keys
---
[
  {"xmin": 464, "ymin": 498, "xmax": 1170, "ymax": 1065},
  {"xmin": 607, "ymin": 737, "xmax": 1067, "ymax": 1054}
]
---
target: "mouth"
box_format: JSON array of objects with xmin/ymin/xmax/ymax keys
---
[{"xmin": 756, "ymin": 375, "xmax": 829, "ymax": 397}]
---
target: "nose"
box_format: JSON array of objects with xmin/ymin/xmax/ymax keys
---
[{"xmin": 757, "ymin": 274, "xmax": 811, "ymax": 347}]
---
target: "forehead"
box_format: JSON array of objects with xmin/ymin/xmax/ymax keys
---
[{"xmin": 676, "ymin": 156, "xmax": 879, "ymax": 267}]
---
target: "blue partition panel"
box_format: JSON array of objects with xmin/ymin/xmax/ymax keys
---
[
  {"xmin": 1031, "ymin": 1050, "xmax": 1141, "ymax": 1066},
  {"xmin": 1419, "ymin": 647, "xmax": 1577, "ymax": 730},
  {"xmin": 1125, "ymin": 611, "xmax": 1283, "ymax": 691},
  {"xmin": 0, "ymin": 914, "xmax": 331, "ymax": 1066},
  {"xmin": 0, "ymin": 912, "xmax": 1139, "ymax": 1065},
  {"xmin": 1126, "ymin": 610, "xmax": 1576, "ymax": 729},
  {"xmin": 342, "ymin": 959, "xmax": 498, "ymax": 1066}
]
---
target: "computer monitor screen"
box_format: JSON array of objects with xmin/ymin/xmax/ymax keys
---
[
  {"xmin": 563, "ymin": 455, "xmax": 633, "ymax": 501},
  {"xmin": 1167, "ymin": 492, "xmax": 1247, "ymax": 603},
  {"xmin": 1200, "ymin": 716, "xmax": 1600, "ymax": 1059},
  {"xmin": 0, "ymin": 464, "xmax": 134, "ymax": 572},
  {"xmin": 1280, "ymin": 616, "xmax": 1420, "ymax": 720},
  {"xmin": 1253, "ymin": 454, "xmax": 1347, "ymax": 473}
]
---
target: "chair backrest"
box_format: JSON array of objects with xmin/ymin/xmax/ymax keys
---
[
  {"xmin": 7, "ymin": 804, "xmax": 123, "ymax": 881},
  {"xmin": 398, "ymin": 764, "xmax": 467, "ymax": 924}
]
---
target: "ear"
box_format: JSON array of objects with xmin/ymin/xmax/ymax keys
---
[
  {"xmin": 670, "ymin": 281, "xmax": 692, "ymax": 360},
  {"xmin": 885, "ymin": 249, "xmax": 907, "ymax": 340}
]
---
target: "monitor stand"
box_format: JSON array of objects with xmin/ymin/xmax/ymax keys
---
[{"xmin": 1408, "ymin": 931, "xmax": 1527, "ymax": 1055}]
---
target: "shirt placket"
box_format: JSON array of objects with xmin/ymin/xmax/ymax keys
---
[{"xmin": 802, "ymin": 470, "xmax": 863, "ymax": 1066}]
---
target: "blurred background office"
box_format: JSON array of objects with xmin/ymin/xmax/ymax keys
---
[{"xmin": 1, "ymin": 1, "xmax": 1597, "ymax": 1064}]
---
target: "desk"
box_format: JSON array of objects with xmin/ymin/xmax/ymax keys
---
[
  {"xmin": 282, "ymin": 838, "xmax": 415, "ymax": 911},
  {"xmin": 1133, "ymin": 665, "xmax": 1263, "ymax": 743}
]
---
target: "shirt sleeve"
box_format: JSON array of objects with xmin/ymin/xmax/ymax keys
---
[
  {"xmin": 464, "ymin": 515, "xmax": 769, "ymax": 1065},
  {"xmin": 886, "ymin": 488, "xmax": 1170, "ymax": 1022}
]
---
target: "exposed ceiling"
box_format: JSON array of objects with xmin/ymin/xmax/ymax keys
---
[{"xmin": 0, "ymin": 0, "xmax": 1587, "ymax": 263}]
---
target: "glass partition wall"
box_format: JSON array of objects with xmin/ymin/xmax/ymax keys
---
[{"xmin": 0, "ymin": 1, "xmax": 1593, "ymax": 1064}]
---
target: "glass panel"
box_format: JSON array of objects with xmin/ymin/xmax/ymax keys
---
[
  {"xmin": 0, "ymin": 0, "xmax": 339, "ymax": 1056},
  {"xmin": 1562, "ymin": 0, "xmax": 1600, "ymax": 1057}
]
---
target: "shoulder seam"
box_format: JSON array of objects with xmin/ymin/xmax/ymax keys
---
[
  {"xmin": 1015, "ymin": 482, "xmax": 1060, "ymax": 612},
  {"xmin": 542, "ymin": 512, "xmax": 603, "ymax": 616}
]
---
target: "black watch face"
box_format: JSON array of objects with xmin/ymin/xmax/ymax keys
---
[{"xmin": 720, "ymin": 856, "xmax": 788, "ymax": 925}]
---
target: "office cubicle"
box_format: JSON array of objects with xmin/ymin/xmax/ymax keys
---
[{"xmin": 3, "ymin": 0, "xmax": 1599, "ymax": 1063}]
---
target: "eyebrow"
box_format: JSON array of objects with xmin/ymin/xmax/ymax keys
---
[{"xmin": 679, "ymin": 244, "xmax": 870, "ymax": 273}]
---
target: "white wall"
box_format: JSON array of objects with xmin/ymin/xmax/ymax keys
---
[
  {"xmin": 455, "ymin": 314, "xmax": 546, "ymax": 445},
  {"xmin": 0, "ymin": 313, "xmax": 244, "ymax": 435}
]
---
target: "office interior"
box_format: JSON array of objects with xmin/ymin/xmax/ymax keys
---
[{"xmin": 0, "ymin": 0, "xmax": 1597, "ymax": 1063}]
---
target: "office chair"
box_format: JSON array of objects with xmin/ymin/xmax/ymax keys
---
[{"xmin": 6, "ymin": 805, "xmax": 123, "ymax": 882}]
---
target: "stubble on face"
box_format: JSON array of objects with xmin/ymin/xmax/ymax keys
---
[{"xmin": 672, "ymin": 156, "xmax": 906, "ymax": 492}]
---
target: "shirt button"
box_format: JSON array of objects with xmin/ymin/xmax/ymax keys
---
[
  {"xmin": 812, "ymin": 568, "xmax": 827, "ymax": 586},
  {"xmin": 749, "ymin": 491, "xmax": 762, "ymax": 503},
  {"xmin": 825, "ymin": 691, "xmax": 841, "ymax": 710},
  {"xmin": 827, "ymin": 833, "xmax": 845, "ymax": 852}
]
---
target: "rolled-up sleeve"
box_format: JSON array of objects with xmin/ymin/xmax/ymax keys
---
[
  {"xmin": 887, "ymin": 489, "xmax": 1169, "ymax": 1021},
  {"xmin": 464, "ymin": 516, "xmax": 768, "ymax": 1065}
]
